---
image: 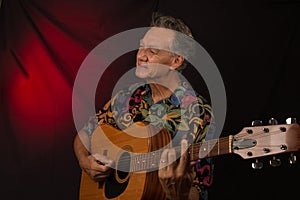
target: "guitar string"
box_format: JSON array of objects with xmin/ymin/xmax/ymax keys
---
[{"xmin": 112, "ymin": 127, "xmax": 296, "ymax": 171}]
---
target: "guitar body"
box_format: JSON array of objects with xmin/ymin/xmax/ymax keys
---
[{"xmin": 79, "ymin": 122, "xmax": 171, "ymax": 200}]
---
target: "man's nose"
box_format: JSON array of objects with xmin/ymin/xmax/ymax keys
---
[{"xmin": 137, "ymin": 49, "xmax": 148, "ymax": 61}]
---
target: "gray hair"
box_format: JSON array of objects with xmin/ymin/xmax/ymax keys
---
[{"xmin": 150, "ymin": 13, "xmax": 195, "ymax": 72}]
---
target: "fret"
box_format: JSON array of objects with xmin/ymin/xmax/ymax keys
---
[
  {"xmin": 130, "ymin": 155, "xmax": 135, "ymax": 172},
  {"xmin": 188, "ymin": 136, "xmax": 234, "ymax": 160},
  {"xmin": 130, "ymin": 151, "xmax": 161, "ymax": 172},
  {"xmin": 130, "ymin": 136, "xmax": 235, "ymax": 172},
  {"xmin": 199, "ymin": 140, "xmax": 208, "ymax": 158},
  {"xmin": 150, "ymin": 152, "xmax": 156, "ymax": 168}
]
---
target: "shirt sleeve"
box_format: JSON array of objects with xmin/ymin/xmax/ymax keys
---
[
  {"xmin": 82, "ymin": 115, "xmax": 99, "ymax": 137},
  {"xmin": 84, "ymin": 88, "xmax": 130, "ymax": 137},
  {"xmin": 82, "ymin": 99, "xmax": 115, "ymax": 137}
]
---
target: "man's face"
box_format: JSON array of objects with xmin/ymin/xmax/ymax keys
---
[{"xmin": 135, "ymin": 27, "xmax": 176, "ymax": 80}]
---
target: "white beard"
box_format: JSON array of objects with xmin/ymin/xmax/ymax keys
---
[{"xmin": 135, "ymin": 63, "xmax": 171, "ymax": 80}]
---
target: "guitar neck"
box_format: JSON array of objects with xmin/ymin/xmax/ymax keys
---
[
  {"xmin": 190, "ymin": 136, "xmax": 234, "ymax": 161},
  {"xmin": 130, "ymin": 136, "xmax": 234, "ymax": 172}
]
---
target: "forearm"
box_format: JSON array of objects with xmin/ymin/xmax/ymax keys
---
[{"xmin": 73, "ymin": 130, "xmax": 91, "ymax": 168}]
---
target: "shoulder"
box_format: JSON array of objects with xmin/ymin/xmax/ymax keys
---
[{"xmin": 175, "ymin": 81, "xmax": 211, "ymax": 108}]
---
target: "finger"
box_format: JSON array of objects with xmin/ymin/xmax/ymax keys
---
[
  {"xmin": 89, "ymin": 156, "xmax": 113, "ymax": 175},
  {"xmin": 190, "ymin": 159, "xmax": 199, "ymax": 166},
  {"xmin": 161, "ymin": 148, "xmax": 177, "ymax": 179},
  {"xmin": 94, "ymin": 172, "xmax": 111, "ymax": 179},
  {"xmin": 92, "ymin": 153, "xmax": 114, "ymax": 167},
  {"xmin": 167, "ymin": 148, "xmax": 177, "ymax": 168},
  {"xmin": 159, "ymin": 149, "xmax": 169, "ymax": 171},
  {"xmin": 177, "ymin": 138, "xmax": 189, "ymax": 176},
  {"xmin": 92, "ymin": 172, "xmax": 111, "ymax": 182},
  {"xmin": 91, "ymin": 162, "xmax": 112, "ymax": 174},
  {"xmin": 90, "ymin": 163, "xmax": 113, "ymax": 181}
]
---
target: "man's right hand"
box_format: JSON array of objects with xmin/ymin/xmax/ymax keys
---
[
  {"xmin": 80, "ymin": 154, "xmax": 114, "ymax": 182},
  {"xmin": 74, "ymin": 130, "xmax": 114, "ymax": 182}
]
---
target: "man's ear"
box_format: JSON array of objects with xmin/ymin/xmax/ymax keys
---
[{"xmin": 170, "ymin": 55, "xmax": 184, "ymax": 70}]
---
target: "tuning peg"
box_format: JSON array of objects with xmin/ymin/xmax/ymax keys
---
[
  {"xmin": 269, "ymin": 156, "xmax": 281, "ymax": 167},
  {"xmin": 268, "ymin": 118, "xmax": 278, "ymax": 125},
  {"xmin": 288, "ymin": 153, "xmax": 297, "ymax": 164},
  {"xmin": 252, "ymin": 159, "xmax": 263, "ymax": 169},
  {"xmin": 286, "ymin": 117, "xmax": 297, "ymax": 124},
  {"xmin": 252, "ymin": 120, "xmax": 262, "ymax": 126}
]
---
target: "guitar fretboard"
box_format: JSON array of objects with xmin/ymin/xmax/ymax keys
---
[{"xmin": 128, "ymin": 136, "xmax": 233, "ymax": 172}]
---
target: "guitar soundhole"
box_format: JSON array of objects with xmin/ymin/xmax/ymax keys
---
[
  {"xmin": 116, "ymin": 151, "xmax": 131, "ymax": 176},
  {"xmin": 104, "ymin": 152, "xmax": 131, "ymax": 198}
]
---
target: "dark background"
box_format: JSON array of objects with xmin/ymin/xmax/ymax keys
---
[{"xmin": 1, "ymin": 0, "xmax": 299, "ymax": 199}]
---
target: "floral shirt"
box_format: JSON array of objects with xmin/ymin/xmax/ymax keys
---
[{"xmin": 84, "ymin": 81, "xmax": 215, "ymax": 199}]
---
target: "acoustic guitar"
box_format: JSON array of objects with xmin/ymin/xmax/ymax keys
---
[{"xmin": 79, "ymin": 121, "xmax": 300, "ymax": 200}]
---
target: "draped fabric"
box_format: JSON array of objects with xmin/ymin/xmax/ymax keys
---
[{"xmin": 1, "ymin": 0, "xmax": 299, "ymax": 200}]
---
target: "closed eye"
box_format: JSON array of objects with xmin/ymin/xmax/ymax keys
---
[{"xmin": 149, "ymin": 48, "xmax": 159, "ymax": 54}]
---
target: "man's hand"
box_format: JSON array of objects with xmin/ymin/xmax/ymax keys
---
[
  {"xmin": 81, "ymin": 153, "xmax": 114, "ymax": 182},
  {"xmin": 74, "ymin": 131, "xmax": 114, "ymax": 182},
  {"xmin": 158, "ymin": 138, "xmax": 197, "ymax": 200}
]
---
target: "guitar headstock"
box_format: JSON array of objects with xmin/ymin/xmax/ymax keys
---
[{"xmin": 232, "ymin": 118, "xmax": 300, "ymax": 166}]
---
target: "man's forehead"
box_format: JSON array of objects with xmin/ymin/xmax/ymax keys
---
[{"xmin": 141, "ymin": 27, "xmax": 175, "ymax": 48}]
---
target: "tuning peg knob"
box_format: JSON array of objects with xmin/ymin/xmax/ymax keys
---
[
  {"xmin": 268, "ymin": 118, "xmax": 278, "ymax": 125},
  {"xmin": 286, "ymin": 117, "xmax": 297, "ymax": 124},
  {"xmin": 252, "ymin": 159, "xmax": 263, "ymax": 169},
  {"xmin": 269, "ymin": 156, "xmax": 281, "ymax": 167},
  {"xmin": 288, "ymin": 153, "xmax": 297, "ymax": 164},
  {"xmin": 252, "ymin": 120, "xmax": 262, "ymax": 126}
]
